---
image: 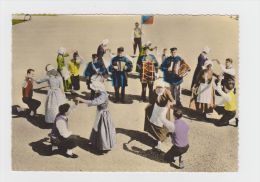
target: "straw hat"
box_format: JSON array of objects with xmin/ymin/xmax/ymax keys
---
[
  {"xmin": 202, "ymin": 46, "xmax": 210, "ymax": 54},
  {"xmin": 57, "ymin": 47, "xmax": 66, "ymax": 55},
  {"xmin": 90, "ymin": 80, "xmax": 106, "ymax": 92},
  {"xmin": 101, "ymin": 39, "xmax": 109, "ymax": 46}
]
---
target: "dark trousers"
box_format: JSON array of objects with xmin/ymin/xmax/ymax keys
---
[
  {"xmin": 52, "ymin": 135, "xmax": 77, "ymax": 150},
  {"xmin": 114, "ymin": 86, "xmax": 125, "ymax": 101},
  {"xmin": 215, "ymin": 106, "xmax": 236, "ymax": 125},
  {"xmin": 133, "ymin": 38, "xmax": 142, "ymax": 55},
  {"xmin": 171, "ymin": 84, "xmax": 181, "ymax": 104},
  {"xmin": 164, "ymin": 144, "xmax": 189, "ymax": 163},
  {"xmin": 71, "ymin": 75, "xmax": 80, "ymax": 90},
  {"xmin": 22, "ymin": 97, "xmax": 41, "ymax": 113},
  {"xmin": 141, "ymin": 82, "xmax": 153, "ymax": 101}
]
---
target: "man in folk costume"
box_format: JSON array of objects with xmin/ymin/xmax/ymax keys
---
[
  {"xmin": 84, "ymin": 54, "xmax": 108, "ymax": 100},
  {"xmin": 20, "ymin": 69, "xmax": 41, "ymax": 117},
  {"xmin": 136, "ymin": 46, "xmax": 159, "ymax": 102},
  {"xmin": 138, "ymin": 41, "xmax": 157, "ymax": 58},
  {"xmin": 68, "ymin": 51, "xmax": 83, "ymax": 91},
  {"xmin": 191, "ymin": 46, "xmax": 210, "ymax": 89},
  {"xmin": 132, "ymin": 22, "xmax": 142, "ymax": 56},
  {"xmin": 213, "ymin": 58, "xmax": 236, "ymax": 94},
  {"xmin": 50, "ymin": 103, "xmax": 78, "ymax": 158},
  {"xmin": 214, "ymin": 78, "xmax": 238, "ymax": 127},
  {"xmin": 160, "ymin": 47, "xmax": 186, "ymax": 107},
  {"xmin": 144, "ymin": 79, "xmax": 174, "ymax": 149},
  {"xmin": 57, "ymin": 47, "xmax": 72, "ymax": 92},
  {"xmin": 164, "ymin": 109, "xmax": 189, "ymax": 169},
  {"xmin": 108, "ymin": 47, "xmax": 133, "ymax": 103}
]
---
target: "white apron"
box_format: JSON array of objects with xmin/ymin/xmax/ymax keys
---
[{"xmin": 150, "ymin": 103, "xmax": 168, "ymax": 127}]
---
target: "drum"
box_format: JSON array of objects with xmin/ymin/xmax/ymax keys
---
[{"xmin": 141, "ymin": 59, "xmax": 155, "ymax": 83}]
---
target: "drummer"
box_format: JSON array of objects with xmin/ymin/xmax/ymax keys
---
[
  {"xmin": 136, "ymin": 46, "xmax": 159, "ymax": 102},
  {"xmin": 160, "ymin": 47, "xmax": 185, "ymax": 108}
]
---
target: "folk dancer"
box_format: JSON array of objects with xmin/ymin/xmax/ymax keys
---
[
  {"xmin": 20, "ymin": 69, "xmax": 41, "ymax": 117},
  {"xmin": 136, "ymin": 46, "xmax": 159, "ymax": 102},
  {"xmin": 144, "ymin": 79, "xmax": 174, "ymax": 149},
  {"xmin": 76, "ymin": 81, "xmax": 116, "ymax": 153},
  {"xmin": 214, "ymin": 77, "xmax": 238, "ymax": 127},
  {"xmin": 36, "ymin": 64, "xmax": 66, "ymax": 123},
  {"xmin": 50, "ymin": 103, "xmax": 78, "ymax": 158},
  {"xmin": 57, "ymin": 47, "xmax": 72, "ymax": 92},
  {"xmin": 164, "ymin": 109, "xmax": 189, "ymax": 169},
  {"xmin": 191, "ymin": 46, "xmax": 210, "ymax": 89},
  {"xmin": 191, "ymin": 60, "xmax": 215, "ymax": 118},
  {"xmin": 68, "ymin": 51, "xmax": 83, "ymax": 91},
  {"xmin": 84, "ymin": 54, "xmax": 108, "ymax": 100},
  {"xmin": 108, "ymin": 47, "xmax": 133, "ymax": 103}
]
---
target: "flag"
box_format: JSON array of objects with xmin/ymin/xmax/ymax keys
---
[{"xmin": 141, "ymin": 15, "xmax": 154, "ymax": 25}]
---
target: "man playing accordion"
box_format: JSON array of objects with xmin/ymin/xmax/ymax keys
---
[
  {"xmin": 160, "ymin": 47, "xmax": 190, "ymax": 107},
  {"xmin": 136, "ymin": 46, "xmax": 159, "ymax": 102}
]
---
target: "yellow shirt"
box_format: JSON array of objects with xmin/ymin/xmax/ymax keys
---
[
  {"xmin": 224, "ymin": 91, "xmax": 236, "ymax": 111},
  {"xmin": 68, "ymin": 59, "xmax": 80, "ymax": 76}
]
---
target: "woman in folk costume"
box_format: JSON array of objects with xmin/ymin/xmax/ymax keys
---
[
  {"xmin": 144, "ymin": 79, "xmax": 175, "ymax": 149},
  {"xmin": 84, "ymin": 54, "xmax": 108, "ymax": 100},
  {"xmin": 56, "ymin": 47, "xmax": 72, "ymax": 92},
  {"xmin": 36, "ymin": 64, "xmax": 66, "ymax": 123},
  {"xmin": 191, "ymin": 46, "xmax": 210, "ymax": 89},
  {"xmin": 191, "ymin": 60, "xmax": 215, "ymax": 117},
  {"xmin": 108, "ymin": 47, "xmax": 133, "ymax": 103},
  {"xmin": 76, "ymin": 81, "xmax": 116, "ymax": 153},
  {"xmin": 97, "ymin": 39, "xmax": 110, "ymax": 63}
]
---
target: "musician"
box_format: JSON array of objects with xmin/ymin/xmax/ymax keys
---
[
  {"xmin": 136, "ymin": 46, "xmax": 159, "ymax": 102},
  {"xmin": 84, "ymin": 54, "xmax": 108, "ymax": 100},
  {"xmin": 108, "ymin": 47, "xmax": 133, "ymax": 103},
  {"xmin": 160, "ymin": 47, "xmax": 185, "ymax": 107},
  {"xmin": 191, "ymin": 46, "xmax": 210, "ymax": 89}
]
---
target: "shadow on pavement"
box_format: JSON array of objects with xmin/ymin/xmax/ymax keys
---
[
  {"xmin": 116, "ymin": 128, "xmax": 157, "ymax": 147},
  {"xmin": 123, "ymin": 143, "xmax": 166, "ymax": 163},
  {"xmin": 12, "ymin": 105, "xmax": 52, "ymax": 129}
]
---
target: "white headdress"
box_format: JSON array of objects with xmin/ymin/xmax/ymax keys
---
[
  {"xmin": 57, "ymin": 47, "xmax": 66, "ymax": 55},
  {"xmin": 202, "ymin": 60, "xmax": 213, "ymax": 69},
  {"xmin": 101, "ymin": 39, "xmax": 109, "ymax": 46},
  {"xmin": 202, "ymin": 46, "xmax": 210, "ymax": 54},
  {"xmin": 145, "ymin": 41, "xmax": 152, "ymax": 46},
  {"xmin": 90, "ymin": 80, "xmax": 106, "ymax": 92}
]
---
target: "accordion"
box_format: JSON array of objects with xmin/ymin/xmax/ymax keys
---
[
  {"xmin": 141, "ymin": 60, "xmax": 155, "ymax": 83},
  {"xmin": 174, "ymin": 60, "xmax": 191, "ymax": 77},
  {"xmin": 117, "ymin": 61, "xmax": 126, "ymax": 72}
]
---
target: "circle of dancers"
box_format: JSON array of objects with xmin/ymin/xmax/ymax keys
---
[{"xmin": 15, "ymin": 22, "xmax": 238, "ymax": 169}]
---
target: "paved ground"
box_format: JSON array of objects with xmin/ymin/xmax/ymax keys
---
[{"xmin": 12, "ymin": 15, "xmax": 238, "ymax": 171}]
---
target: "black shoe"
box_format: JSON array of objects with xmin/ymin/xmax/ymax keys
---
[
  {"xmin": 215, "ymin": 122, "xmax": 229, "ymax": 127},
  {"xmin": 64, "ymin": 153, "xmax": 78, "ymax": 158},
  {"xmin": 235, "ymin": 118, "xmax": 239, "ymax": 127}
]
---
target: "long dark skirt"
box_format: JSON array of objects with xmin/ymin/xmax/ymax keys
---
[
  {"xmin": 90, "ymin": 110, "xmax": 116, "ymax": 151},
  {"xmin": 144, "ymin": 104, "xmax": 171, "ymax": 142}
]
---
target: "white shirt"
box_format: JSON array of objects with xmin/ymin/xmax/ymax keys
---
[{"xmin": 56, "ymin": 116, "xmax": 72, "ymax": 138}]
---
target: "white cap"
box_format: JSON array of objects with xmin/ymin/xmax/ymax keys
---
[{"xmin": 46, "ymin": 64, "xmax": 56, "ymax": 72}]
